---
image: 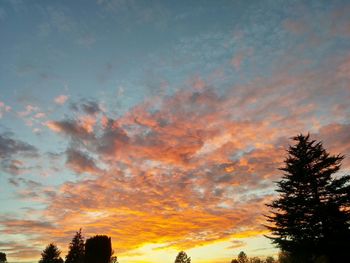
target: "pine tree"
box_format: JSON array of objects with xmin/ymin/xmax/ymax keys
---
[
  {"xmin": 174, "ymin": 251, "xmax": 191, "ymax": 263},
  {"xmin": 266, "ymin": 134, "xmax": 350, "ymax": 262},
  {"xmin": 237, "ymin": 251, "xmax": 248, "ymax": 263},
  {"xmin": 39, "ymin": 243, "xmax": 63, "ymax": 263},
  {"xmin": 65, "ymin": 229, "xmax": 85, "ymax": 263}
]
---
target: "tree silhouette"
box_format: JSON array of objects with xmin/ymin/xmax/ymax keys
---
[
  {"xmin": 0, "ymin": 252, "xmax": 7, "ymax": 263},
  {"xmin": 174, "ymin": 251, "xmax": 191, "ymax": 263},
  {"xmin": 278, "ymin": 251, "xmax": 292, "ymax": 263},
  {"xmin": 85, "ymin": 235, "xmax": 112, "ymax": 263},
  {"xmin": 266, "ymin": 134, "xmax": 350, "ymax": 262},
  {"xmin": 264, "ymin": 256, "xmax": 275, "ymax": 263},
  {"xmin": 65, "ymin": 229, "xmax": 85, "ymax": 263},
  {"xmin": 237, "ymin": 251, "xmax": 248, "ymax": 263},
  {"xmin": 39, "ymin": 243, "xmax": 63, "ymax": 263},
  {"xmin": 249, "ymin": 257, "xmax": 262, "ymax": 263}
]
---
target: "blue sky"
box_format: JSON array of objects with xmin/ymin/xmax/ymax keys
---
[{"xmin": 1, "ymin": 0, "xmax": 350, "ymax": 262}]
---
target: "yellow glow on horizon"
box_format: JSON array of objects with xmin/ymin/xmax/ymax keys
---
[{"xmin": 115, "ymin": 234, "xmax": 278, "ymax": 263}]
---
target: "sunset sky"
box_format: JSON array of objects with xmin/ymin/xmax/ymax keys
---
[{"xmin": 1, "ymin": 0, "xmax": 350, "ymax": 262}]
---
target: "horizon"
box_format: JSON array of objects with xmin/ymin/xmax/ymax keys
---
[{"xmin": 0, "ymin": 0, "xmax": 350, "ymax": 262}]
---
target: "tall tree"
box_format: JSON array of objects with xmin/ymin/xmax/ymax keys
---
[
  {"xmin": 174, "ymin": 251, "xmax": 191, "ymax": 263},
  {"xmin": 39, "ymin": 243, "xmax": 64, "ymax": 263},
  {"xmin": 0, "ymin": 252, "xmax": 7, "ymax": 263},
  {"xmin": 85, "ymin": 235, "xmax": 112, "ymax": 263},
  {"xmin": 65, "ymin": 229, "xmax": 85, "ymax": 263},
  {"xmin": 266, "ymin": 134, "xmax": 350, "ymax": 262}
]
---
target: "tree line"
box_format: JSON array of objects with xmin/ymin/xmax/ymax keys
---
[{"xmin": 0, "ymin": 134, "xmax": 349, "ymax": 263}]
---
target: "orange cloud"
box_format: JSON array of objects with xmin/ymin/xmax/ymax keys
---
[{"xmin": 3, "ymin": 47, "xmax": 350, "ymax": 262}]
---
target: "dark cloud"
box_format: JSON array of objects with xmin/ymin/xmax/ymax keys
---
[
  {"xmin": 0, "ymin": 218, "xmax": 56, "ymax": 233},
  {"xmin": 0, "ymin": 133, "xmax": 37, "ymax": 159},
  {"xmin": 66, "ymin": 148, "xmax": 101, "ymax": 175},
  {"xmin": 95, "ymin": 122, "xmax": 129, "ymax": 157},
  {"xmin": 0, "ymin": 241, "xmax": 41, "ymax": 260},
  {"xmin": 8, "ymin": 177, "xmax": 43, "ymax": 188},
  {"xmin": 70, "ymin": 99, "xmax": 101, "ymax": 115},
  {"xmin": 47, "ymin": 119, "xmax": 94, "ymax": 140}
]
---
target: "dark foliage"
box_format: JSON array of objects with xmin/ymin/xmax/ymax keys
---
[
  {"xmin": 174, "ymin": 251, "xmax": 191, "ymax": 263},
  {"xmin": 65, "ymin": 229, "xmax": 85, "ymax": 263},
  {"xmin": 0, "ymin": 252, "xmax": 7, "ymax": 263},
  {"xmin": 39, "ymin": 243, "xmax": 64, "ymax": 263},
  {"xmin": 266, "ymin": 134, "xmax": 350, "ymax": 262},
  {"xmin": 230, "ymin": 251, "xmax": 275, "ymax": 263},
  {"xmin": 110, "ymin": 256, "xmax": 118, "ymax": 263},
  {"xmin": 237, "ymin": 251, "xmax": 248, "ymax": 263},
  {"xmin": 85, "ymin": 235, "xmax": 112, "ymax": 263}
]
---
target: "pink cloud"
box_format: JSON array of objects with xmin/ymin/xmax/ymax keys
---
[
  {"xmin": 54, "ymin": 94, "xmax": 69, "ymax": 105},
  {"xmin": 34, "ymin": 112, "xmax": 46, "ymax": 119},
  {"xmin": 0, "ymin": 101, "xmax": 11, "ymax": 118},
  {"xmin": 18, "ymin": 105, "xmax": 39, "ymax": 117}
]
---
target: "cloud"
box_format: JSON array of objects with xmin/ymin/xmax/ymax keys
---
[
  {"xmin": 0, "ymin": 218, "xmax": 56, "ymax": 234},
  {"xmin": 314, "ymin": 123, "xmax": 350, "ymax": 168},
  {"xmin": 33, "ymin": 48, "xmax": 350, "ymax": 255},
  {"xmin": 0, "ymin": 101, "xmax": 11, "ymax": 118},
  {"xmin": 54, "ymin": 95, "xmax": 69, "ymax": 105},
  {"xmin": 2, "ymin": 8, "xmax": 350, "ymax": 260},
  {"xmin": 46, "ymin": 119, "xmax": 94, "ymax": 140},
  {"xmin": 0, "ymin": 133, "xmax": 37, "ymax": 159},
  {"xmin": 66, "ymin": 148, "xmax": 102, "ymax": 175},
  {"xmin": 69, "ymin": 99, "xmax": 102, "ymax": 116},
  {"xmin": 0, "ymin": 241, "xmax": 41, "ymax": 260},
  {"xmin": 227, "ymin": 240, "xmax": 246, "ymax": 250},
  {"xmin": 18, "ymin": 105, "xmax": 39, "ymax": 118}
]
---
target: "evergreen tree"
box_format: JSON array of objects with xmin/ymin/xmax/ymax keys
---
[
  {"xmin": 0, "ymin": 252, "xmax": 7, "ymax": 263},
  {"xmin": 237, "ymin": 251, "xmax": 248, "ymax": 263},
  {"xmin": 85, "ymin": 235, "xmax": 112, "ymax": 263},
  {"xmin": 65, "ymin": 229, "xmax": 85, "ymax": 263},
  {"xmin": 39, "ymin": 243, "xmax": 63, "ymax": 263},
  {"xmin": 266, "ymin": 134, "xmax": 350, "ymax": 262},
  {"xmin": 174, "ymin": 251, "xmax": 191, "ymax": 263}
]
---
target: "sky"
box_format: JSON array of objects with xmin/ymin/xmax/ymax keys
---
[{"xmin": 0, "ymin": 0, "xmax": 350, "ymax": 262}]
